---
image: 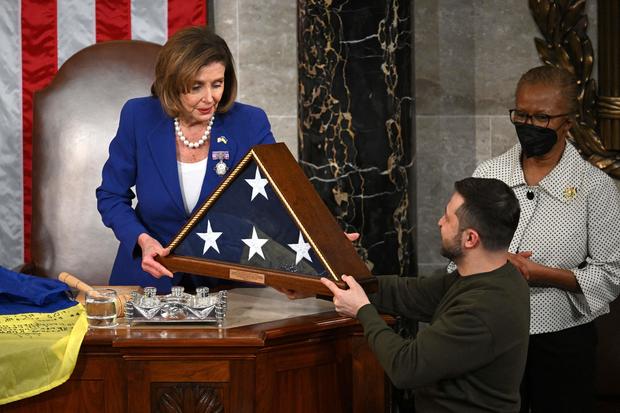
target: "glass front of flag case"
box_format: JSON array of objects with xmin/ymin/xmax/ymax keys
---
[{"xmin": 158, "ymin": 143, "xmax": 376, "ymax": 296}]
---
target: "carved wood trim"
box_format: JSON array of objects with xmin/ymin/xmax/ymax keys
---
[
  {"xmin": 596, "ymin": 1, "xmax": 620, "ymax": 151},
  {"xmin": 529, "ymin": 0, "xmax": 620, "ymax": 178},
  {"xmin": 152, "ymin": 383, "xmax": 224, "ymax": 413}
]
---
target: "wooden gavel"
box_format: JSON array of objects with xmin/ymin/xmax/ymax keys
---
[{"xmin": 58, "ymin": 272, "xmax": 130, "ymax": 318}]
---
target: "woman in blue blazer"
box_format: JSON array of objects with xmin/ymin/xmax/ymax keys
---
[{"xmin": 96, "ymin": 27, "xmax": 275, "ymax": 293}]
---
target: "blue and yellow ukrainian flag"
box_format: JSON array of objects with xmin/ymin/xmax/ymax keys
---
[{"xmin": 0, "ymin": 267, "xmax": 88, "ymax": 405}]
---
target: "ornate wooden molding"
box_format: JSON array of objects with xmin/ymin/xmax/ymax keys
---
[
  {"xmin": 153, "ymin": 383, "xmax": 224, "ymax": 413},
  {"xmin": 596, "ymin": 1, "xmax": 620, "ymax": 152},
  {"xmin": 529, "ymin": 0, "xmax": 620, "ymax": 178}
]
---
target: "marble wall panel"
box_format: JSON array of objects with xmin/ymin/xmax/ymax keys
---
[
  {"xmin": 213, "ymin": 0, "xmax": 237, "ymax": 61},
  {"xmin": 298, "ymin": 0, "xmax": 413, "ymax": 276},
  {"xmin": 414, "ymin": 0, "xmax": 476, "ymax": 116},
  {"xmin": 473, "ymin": 0, "xmax": 541, "ymax": 115},
  {"xmin": 213, "ymin": 0, "xmax": 298, "ymax": 155},
  {"xmin": 416, "ymin": 115, "xmax": 478, "ymax": 275},
  {"xmin": 268, "ymin": 115, "xmax": 298, "ymax": 154},
  {"xmin": 415, "ymin": 1, "xmax": 595, "ymax": 118},
  {"xmin": 475, "ymin": 116, "xmax": 492, "ymax": 165},
  {"xmin": 491, "ymin": 115, "xmax": 518, "ymax": 158},
  {"xmin": 236, "ymin": 0, "xmax": 297, "ymax": 118},
  {"xmin": 476, "ymin": 0, "xmax": 597, "ymax": 115}
]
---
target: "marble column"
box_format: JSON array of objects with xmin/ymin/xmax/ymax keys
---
[{"xmin": 298, "ymin": 0, "xmax": 413, "ymax": 276}]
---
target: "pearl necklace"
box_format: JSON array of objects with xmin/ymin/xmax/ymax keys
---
[{"xmin": 174, "ymin": 116, "xmax": 214, "ymax": 149}]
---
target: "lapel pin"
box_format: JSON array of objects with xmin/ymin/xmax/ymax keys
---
[
  {"xmin": 212, "ymin": 151, "xmax": 230, "ymax": 177},
  {"xmin": 563, "ymin": 186, "xmax": 577, "ymax": 200},
  {"xmin": 217, "ymin": 136, "xmax": 228, "ymax": 144}
]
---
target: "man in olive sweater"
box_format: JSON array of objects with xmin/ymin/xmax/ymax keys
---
[{"xmin": 322, "ymin": 177, "xmax": 530, "ymax": 412}]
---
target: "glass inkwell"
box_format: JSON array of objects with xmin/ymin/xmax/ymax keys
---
[{"xmin": 124, "ymin": 285, "xmax": 227, "ymax": 326}]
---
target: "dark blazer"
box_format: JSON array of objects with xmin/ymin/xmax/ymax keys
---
[{"xmin": 96, "ymin": 96, "xmax": 276, "ymax": 292}]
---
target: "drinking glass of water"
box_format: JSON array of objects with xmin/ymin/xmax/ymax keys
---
[{"xmin": 85, "ymin": 288, "xmax": 118, "ymax": 328}]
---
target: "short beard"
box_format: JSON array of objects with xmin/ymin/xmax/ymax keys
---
[{"xmin": 440, "ymin": 232, "xmax": 463, "ymax": 261}]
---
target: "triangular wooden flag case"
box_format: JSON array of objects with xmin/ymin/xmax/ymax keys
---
[{"xmin": 158, "ymin": 143, "xmax": 376, "ymax": 295}]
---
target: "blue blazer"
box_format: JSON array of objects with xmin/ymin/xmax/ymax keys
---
[{"xmin": 96, "ymin": 96, "xmax": 276, "ymax": 292}]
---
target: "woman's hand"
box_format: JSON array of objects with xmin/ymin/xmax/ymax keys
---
[
  {"xmin": 507, "ymin": 251, "xmax": 551, "ymax": 284},
  {"xmin": 507, "ymin": 251, "xmax": 580, "ymax": 292},
  {"xmin": 507, "ymin": 251, "xmax": 535, "ymax": 281},
  {"xmin": 138, "ymin": 233, "xmax": 173, "ymax": 278}
]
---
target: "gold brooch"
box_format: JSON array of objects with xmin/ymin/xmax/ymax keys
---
[
  {"xmin": 563, "ymin": 186, "xmax": 577, "ymax": 200},
  {"xmin": 217, "ymin": 136, "xmax": 228, "ymax": 144}
]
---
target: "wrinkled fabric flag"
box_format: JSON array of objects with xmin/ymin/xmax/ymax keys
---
[{"xmin": 0, "ymin": 267, "xmax": 88, "ymax": 405}]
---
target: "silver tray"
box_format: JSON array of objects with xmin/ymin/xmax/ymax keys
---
[{"xmin": 124, "ymin": 286, "xmax": 227, "ymax": 326}]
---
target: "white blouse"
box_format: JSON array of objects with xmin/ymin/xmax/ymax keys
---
[
  {"xmin": 177, "ymin": 158, "xmax": 208, "ymax": 214},
  {"xmin": 474, "ymin": 141, "xmax": 620, "ymax": 334}
]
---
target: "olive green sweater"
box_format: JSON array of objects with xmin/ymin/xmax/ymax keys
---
[{"xmin": 357, "ymin": 262, "xmax": 530, "ymax": 413}]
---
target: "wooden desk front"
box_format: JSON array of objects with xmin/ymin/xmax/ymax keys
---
[{"xmin": 0, "ymin": 289, "xmax": 389, "ymax": 413}]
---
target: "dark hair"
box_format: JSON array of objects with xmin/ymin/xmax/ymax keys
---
[
  {"xmin": 516, "ymin": 65, "xmax": 579, "ymax": 114},
  {"xmin": 454, "ymin": 177, "xmax": 520, "ymax": 251},
  {"xmin": 151, "ymin": 26, "xmax": 237, "ymax": 117}
]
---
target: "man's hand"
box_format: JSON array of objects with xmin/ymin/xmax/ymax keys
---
[
  {"xmin": 320, "ymin": 274, "xmax": 370, "ymax": 318},
  {"xmin": 272, "ymin": 232, "xmax": 360, "ymax": 300},
  {"xmin": 138, "ymin": 233, "xmax": 173, "ymax": 278}
]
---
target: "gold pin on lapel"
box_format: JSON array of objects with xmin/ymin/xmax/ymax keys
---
[
  {"xmin": 563, "ymin": 186, "xmax": 577, "ymax": 200},
  {"xmin": 217, "ymin": 136, "xmax": 228, "ymax": 144}
]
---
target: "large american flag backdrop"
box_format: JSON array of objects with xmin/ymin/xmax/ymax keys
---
[{"xmin": 0, "ymin": 0, "xmax": 208, "ymax": 269}]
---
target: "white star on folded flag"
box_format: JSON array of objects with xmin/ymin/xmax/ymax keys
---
[
  {"xmin": 242, "ymin": 226, "xmax": 269, "ymax": 260},
  {"xmin": 288, "ymin": 231, "xmax": 312, "ymax": 264},
  {"xmin": 245, "ymin": 166, "xmax": 269, "ymax": 201},
  {"xmin": 196, "ymin": 220, "xmax": 223, "ymax": 254},
  {"xmin": 175, "ymin": 157, "xmax": 331, "ymax": 278}
]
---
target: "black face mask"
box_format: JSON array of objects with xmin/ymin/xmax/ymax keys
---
[{"xmin": 514, "ymin": 123, "xmax": 558, "ymax": 158}]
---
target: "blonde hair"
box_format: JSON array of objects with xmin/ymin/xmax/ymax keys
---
[{"xmin": 151, "ymin": 26, "xmax": 237, "ymax": 117}]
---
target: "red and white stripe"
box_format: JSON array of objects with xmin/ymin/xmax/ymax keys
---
[{"xmin": 0, "ymin": 0, "xmax": 207, "ymax": 268}]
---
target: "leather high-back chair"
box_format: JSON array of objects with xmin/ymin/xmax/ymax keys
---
[{"xmin": 32, "ymin": 40, "xmax": 161, "ymax": 285}]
